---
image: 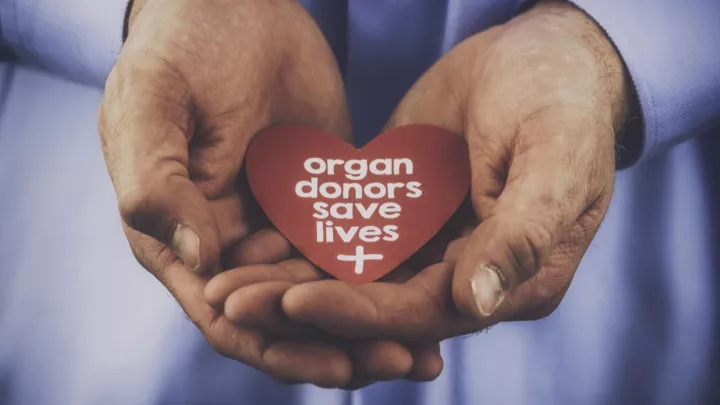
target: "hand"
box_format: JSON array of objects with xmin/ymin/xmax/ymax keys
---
[
  {"xmin": 100, "ymin": 0, "xmax": 435, "ymax": 388},
  {"xmin": 205, "ymin": 256, "xmax": 444, "ymax": 389},
  {"xmin": 276, "ymin": 0, "xmax": 630, "ymax": 343}
]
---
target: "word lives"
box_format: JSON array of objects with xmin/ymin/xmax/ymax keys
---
[{"xmin": 294, "ymin": 157, "xmax": 422, "ymax": 274}]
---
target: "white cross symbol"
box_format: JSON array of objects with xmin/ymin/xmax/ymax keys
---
[{"xmin": 337, "ymin": 245, "xmax": 384, "ymax": 275}]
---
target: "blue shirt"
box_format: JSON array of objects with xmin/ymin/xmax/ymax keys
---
[{"xmin": 0, "ymin": 1, "xmax": 718, "ymax": 404}]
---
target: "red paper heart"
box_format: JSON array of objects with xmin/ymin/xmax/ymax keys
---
[{"xmin": 246, "ymin": 124, "xmax": 470, "ymax": 283}]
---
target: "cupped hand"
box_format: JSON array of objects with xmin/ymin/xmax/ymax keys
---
[
  {"xmin": 205, "ymin": 254, "xmax": 444, "ymax": 389},
  {"xmin": 99, "ymin": 0, "xmax": 403, "ymax": 388},
  {"xmin": 276, "ymin": 0, "xmax": 630, "ymax": 343},
  {"xmin": 101, "ymin": 0, "xmax": 443, "ymax": 388}
]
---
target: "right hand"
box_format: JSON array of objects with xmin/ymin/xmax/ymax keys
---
[{"xmin": 100, "ymin": 0, "xmax": 440, "ymax": 388}]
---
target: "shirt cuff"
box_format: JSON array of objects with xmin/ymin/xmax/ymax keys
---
[
  {"xmin": 570, "ymin": 0, "xmax": 720, "ymax": 166},
  {"xmin": 0, "ymin": 0, "xmax": 129, "ymax": 88}
]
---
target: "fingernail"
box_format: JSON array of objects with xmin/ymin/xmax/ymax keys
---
[
  {"xmin": 172, "ymin": 224, "xmax": 200, "ymax": 270},
  {"xmin": 470, "ymin": 264, "xmax": 506, "ymax": 317}
]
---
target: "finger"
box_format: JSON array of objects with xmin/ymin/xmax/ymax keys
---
[
  {"xmin": 377, "ymin": 266, "xmax": 417, "ymax": 283},
  {"xmin": 148, "ymin": 239, "xmax": 352, "ymax": 388},
  {"xmin": 284, "ymin": 263, "xmax": 476, "ymax": 342},
  {"xmin": 453, "ymin": 108, "xmax": 613, "ymax": 321},
  {"xmin": 226, "ymin": 281, "xmax": 422, "ymax": 384},
  {"xmin": 223, "ymin": 228, "xmax": 293, "ymax": 268},
  {"xmin": 225, "ymin": 281, "xmax": 318, "ymax": 337},
  {"xmin": 224, "ymin": 280, "xmax": 422, "ymax": 386},
  {"xmin": 506, "ymin": 216, "xmax": 598, "ymax": 322},
  {"xmin": 210, "ymin": 191, "xmax": 269, "ymax": 252},
  {"xmin": 100, "ymin": 67, "xmax": 219, "ymax": 275},
  {"xmin": 146, "ymin": 250, "xmax": 268, "ymax": 369},
  {"xmin": 406, "ymin": 343, "xmax": 444, "ymax": 382},
  {"xmin": 263, "ymin": 340, "xmax": 352, "ymax": 388},
  {"xmin": 205, "ymin": 259, "xmax": 323, "ymax": 308},
  {"xmin": 345, "ymin": 340, "xmax": 414, "ymax": 385},
  {"xmin": 443, "ymin": 236, "xmax": 470, "ymax": 265}
]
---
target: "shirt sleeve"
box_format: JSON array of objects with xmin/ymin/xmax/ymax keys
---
[
  {"xmin": 0, "ymin": 0, "xmax": 129, "ymax": 88},
  {"xmin": 569, "ymin": 0, "xmax": 720, "ymax": 166}
]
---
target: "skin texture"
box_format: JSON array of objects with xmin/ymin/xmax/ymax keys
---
[
  {"xmin": 101, "ymin": 0, "xmax": 629, "ymax": 389},
  {"xmin": 214, "ymin": 0, "xmax": 630, "ymax": 362},
  {"xmin": 100, "ymin": 0, "xmax": 441, "ymax": 389},
  {"xmin": 276, "ymin": 0, "xmax": 629, "ymax": 340}
]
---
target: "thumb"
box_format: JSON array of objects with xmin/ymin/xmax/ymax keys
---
[
  {"xmin": 100, "ymin": 66, "xmax": 220, "ymax": 275},
  {"xmin": 452, "ymin": 110, "xmax": 611, "ymax": 320}
]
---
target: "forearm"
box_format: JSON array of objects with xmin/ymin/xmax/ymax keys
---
[{"xmin": 0, "ymin": 0, "xmax": 129, "ymax": 87}]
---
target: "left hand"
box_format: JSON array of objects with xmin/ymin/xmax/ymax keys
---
[
  {"xmin": 275, "ymin": 0, "xmax": 631, "ymax": 343},
  {"xmin": 101, "ymin": 0, "xmax": 442, "ymax": 388},
  {"xmin": 207, "ymin": 250, "xmax": 444, "ymax": 389}
]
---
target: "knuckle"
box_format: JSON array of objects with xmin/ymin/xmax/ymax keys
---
[
  {"xmin": 117, "ymin": 181, "xmax": 161, "ymax": 228},
  {"xmin": 116, "ymin": 174, "xmax": 182, "ymax": 242},
  {"xmin": 504, "ymin": 219, "xmax": 553, "ymax": 281}
]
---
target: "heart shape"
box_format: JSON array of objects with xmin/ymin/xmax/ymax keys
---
[{"xmin": 246, "ymin": 124, "xmax": 470, "ymax": 283}]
